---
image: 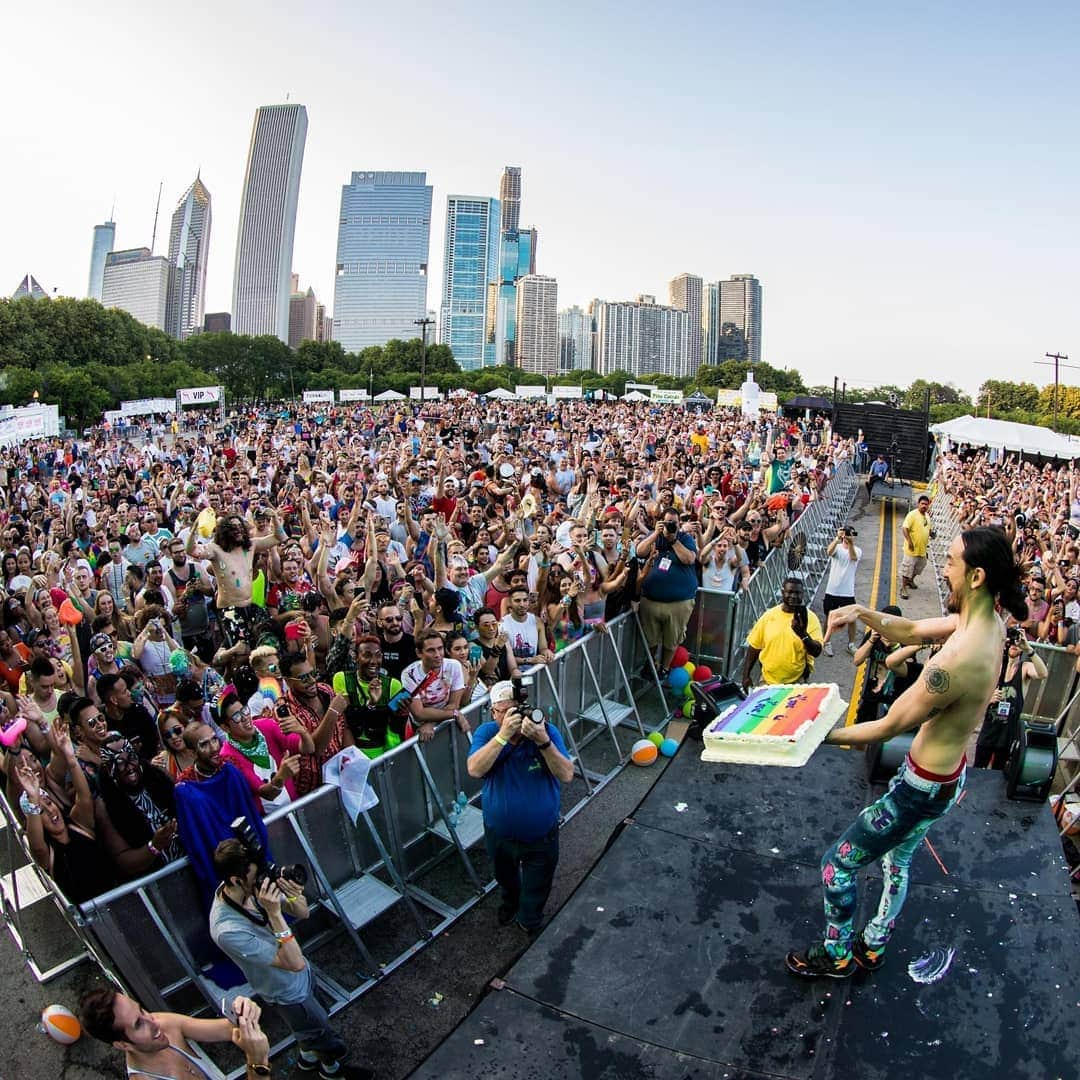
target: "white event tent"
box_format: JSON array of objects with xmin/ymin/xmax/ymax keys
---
[{"xmin": 931, "ymin": 415, "xmax": 1080, "ymax": 459}]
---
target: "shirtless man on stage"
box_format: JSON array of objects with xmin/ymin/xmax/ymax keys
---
[
  {"xmin": 187, "ymin": 510, "xmax": 286, "ymax": 646},
  {"xmin": 786, "ymin": 527, "xmax": 1027, "ymax": 978}
]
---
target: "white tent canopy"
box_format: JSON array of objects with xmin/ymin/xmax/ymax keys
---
[
  {"xmin": 485, "ymin": 387, "xmax": 518, "ymax": 400},
  {"xmin": 622, "ymin": 390, "xmax": 649, "ymax": 401},
  {"xmin": 931, "ymin": 415, "xmax": 1080, "ymax": 458},
  {"xmin": 373, "ymin": 389, "xmax": 407, "ymax": 401}
]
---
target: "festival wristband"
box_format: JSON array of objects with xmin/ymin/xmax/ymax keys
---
[
  {"xmin": 536, "ymin": 739, "xmax": 552, "ymax": 750},
  {"xmin": 147, "ymin": 842, "xmax": 161, "ymax": 857},
  {"xmin": 494, "ymin": 734, "xmax": 508, "ymax": 747}
]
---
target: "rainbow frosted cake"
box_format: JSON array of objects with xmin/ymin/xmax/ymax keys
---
[{"xmin": 701, "ymin": 683, "xmax": 846, "ymax": 767}]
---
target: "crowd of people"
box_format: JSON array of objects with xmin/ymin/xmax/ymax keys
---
[{"xmin": 0, "ymin": 397, "xmax": 857, "ymax": 1076}]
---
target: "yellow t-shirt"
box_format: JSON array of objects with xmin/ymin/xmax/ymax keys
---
[
  {"xmin": 902, "ymin": 509, "xmax": 930, "ymax": 557},
  {"xmin": 747, "ymin": 605, "xmax": 824, "ymax": 685},
  {"xmin": 690, "ymin": 431, "xmax": 709, "ymax": 456}
]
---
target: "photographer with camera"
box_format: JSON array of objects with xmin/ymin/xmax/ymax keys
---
[
  {"xmin": 973, "ymin": 626, "xmax": 1046, "ymax": 770},
  {"xmin": 467, "ymin": 680, "xmax": 574, "ymax": 934},
  {"xmin": 821, "ymin": 526, "xmax": 862, "ymax": 657},
  {"xmin": 636, "ymin": 508, "xmax": 699, "ymax": 679},
  {"xmin": 210, "ymin": 837, "xmax": 374, "ymax": 1080}
]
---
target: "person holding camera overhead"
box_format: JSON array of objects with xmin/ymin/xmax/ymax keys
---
[
  {"xmin": 973, "ymin": 627, "xmax": 1047, "ymax": 770},
  {"xmin": 821, "ymin": 526, "xmax": 862, "ymax": 657},
  {"xmin": 635, "ymin": 508, "xmax": 699, "ymax": 679},
  {"xmin": 210, "ymin": 838, "xmax": 374, "ymax": 1080},
  {"xmin": 467, "ymin": 680, "xmax": 574, "ymax": 935}
]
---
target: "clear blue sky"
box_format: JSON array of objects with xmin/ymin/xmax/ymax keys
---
[{"xmin": 5, "ymin": 0, "xmax": 1078, "ymax": 395}]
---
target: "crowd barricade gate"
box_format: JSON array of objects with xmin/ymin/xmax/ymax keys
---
[
  {"xmin": 726, "ymin": 461, "xmax": 859, "ymax": 679},
  {"xmin": 1, "ymin": 608, "xmax": 666, "ymax": 1077}
]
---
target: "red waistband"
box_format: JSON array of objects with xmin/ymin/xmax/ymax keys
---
[{"xmin": 905, "ymin": 754, "xmax": 966, "ymax": 783}]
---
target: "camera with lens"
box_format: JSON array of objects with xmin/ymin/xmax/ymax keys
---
[
  {"xmin": 231, "ymin": 816, "xmax": 307, "ymax": 889},
  {"xmin": 664, "ymin": 518, "xmax": 679, "ymax": 535},
  {"xmin": 842, "ymin": 526, "xmax": 858, "ymax": 537},
  {"xmin": 510, "ymin": 675, "xmax": 544, "ymax": 724}
]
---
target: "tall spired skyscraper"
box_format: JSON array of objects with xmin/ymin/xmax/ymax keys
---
[
  {"xmin": 232, "ymin": 104, "xmax": 307, "ymax": 341},
  {"xmin": 486, "ymin": 165, "xmax": 538, "ymax": 365},
  {"xmin": 499, "ymin": 166, "xmax": 521, "ymax": 232},
  {"xmin": 166, "ymin": 176, "xmax": 211, "ymax": 340},
  {"xmin": 87, "ymin": 220, "xmax": 116, "ymax": 301}
]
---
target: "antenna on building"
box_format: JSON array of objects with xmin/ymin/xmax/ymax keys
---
[
  {"xmin": 109, "ymin": 196, "xmax": 115, "ymax": 222},
  {"xmin": 150, "ymin": 180, "xmax": 163, "ymax": 254}
]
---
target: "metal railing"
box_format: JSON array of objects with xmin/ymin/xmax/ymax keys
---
[
  {"xmin": 726, "ymin": 461, "xmax": 859, "ymax": 678},
  {"xmin": 0, "ymin": 609, "xmax": 665, "ymax": 1078}
]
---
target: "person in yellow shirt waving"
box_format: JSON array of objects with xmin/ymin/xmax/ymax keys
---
[
  {"xmin": 742, "ymin": 577, "xmax": 823, "ymax": 689},
  {"xmin": 900, "ymin": 494, "xmax": 932, "ymax": 599}
]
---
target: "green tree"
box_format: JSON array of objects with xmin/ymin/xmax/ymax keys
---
[
  {"xmin": 902, "ymin": 380, "xmax": 970, "ymax": 411},
  {"xmin": 976, "ymin": 379, "xmax": 1039, "ymax": 414}
]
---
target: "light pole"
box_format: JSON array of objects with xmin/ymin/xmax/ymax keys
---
[{"xmin": 415, "ymin": 317, "xmax": 435, "ymax": 403}]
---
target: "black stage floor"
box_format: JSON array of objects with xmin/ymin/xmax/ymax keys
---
[{"xmin": 411, "ymin": 744, "xmax": 1080, "ymax": 1080}]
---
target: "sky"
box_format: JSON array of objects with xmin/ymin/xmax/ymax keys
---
[{"xmin": 5, "ymin": 1, "xmax": 1079, "ymax": 397}]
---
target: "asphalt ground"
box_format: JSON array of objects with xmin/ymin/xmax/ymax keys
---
[{"xmin": 0, "ymin": 481, "xmax": 940, "ymax": 1080}]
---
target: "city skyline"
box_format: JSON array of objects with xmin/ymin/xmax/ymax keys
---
[
  {"xmin": 166, "ymin": 176, "xmax": 212, "ymax": 340},
  {"xmin": 4, "ymin": 3, "xmax": 1078, "ymax": 395}
]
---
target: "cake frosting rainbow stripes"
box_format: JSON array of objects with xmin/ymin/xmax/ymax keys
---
[{"xmin": 702, "ymin": 683, "xmax": 846, "ymax": 767}]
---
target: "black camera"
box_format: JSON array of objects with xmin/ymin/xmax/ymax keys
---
[
  {"xmin": 664, "ymin": 519, "xmax": 679, "ymax": 535},
  {"xmin": 510, "ymin": 675, "xmax": 544, "ymax": 724},
  {"xmin": 231, "ymin": 816, "xmax": 307, "ymax": 889},
  {"xmin": 843, "ymin": 526, "xmax": 858, "ymax": 537}
]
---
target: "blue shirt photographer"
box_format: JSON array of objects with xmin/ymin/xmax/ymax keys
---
[{"xmin": 471, "ymin": 718, "xmax": 568, "ymax": 843}]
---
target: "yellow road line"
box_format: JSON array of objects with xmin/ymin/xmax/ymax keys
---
[
  {"xmin": 846, "ymin": 498, "xmax": 886, "ymax": 726},
  {"xmin": 889, "ymin": 499, "xmax": 899, "ymax": 607}
]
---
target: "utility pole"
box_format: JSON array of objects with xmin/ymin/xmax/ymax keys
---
[
  {"xmin": 1036, "ymin": 352, "xmax": 1077, "ymax": 432},
  {"xmin": 415, "ymin": 317, "xmax": 435, "ymax": 404}
]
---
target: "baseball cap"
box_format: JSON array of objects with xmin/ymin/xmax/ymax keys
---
[
  {"xmin": 489, "ymin": 680, "xmax": 515, "ymax": 705},
  {"xmin": 90, "ymin": 632, "xmax": 114, "ymax": 653}
]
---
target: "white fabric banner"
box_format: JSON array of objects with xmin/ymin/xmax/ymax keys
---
[
  {"xmin": 178, "ymin": 386, "xmax": 222, "ymax": 405},
  {"xmin": 321, "ymin": 748, "xmax": 379, "ymax": 823}
]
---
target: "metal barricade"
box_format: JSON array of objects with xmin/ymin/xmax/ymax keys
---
[
  {"xmin": 1, "ymin": 609, "xmax": 665, "ymax": 1077},
  {"xmin": 725, "ymin": 461, "xmax": 859, "ymax": 678}
]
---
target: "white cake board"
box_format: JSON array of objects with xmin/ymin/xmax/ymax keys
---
[{"xmin": 699, "ymin": 697, "xmax": 847, "ymax": 768}]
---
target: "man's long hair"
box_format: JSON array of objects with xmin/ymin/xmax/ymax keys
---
[
  {"xmin": 960, "ymin": 527, "xmax": 1027, "ymax": 621},
  {"xmin": 214, "ymin": 513, "xmax": 251, "ymax": 553}
]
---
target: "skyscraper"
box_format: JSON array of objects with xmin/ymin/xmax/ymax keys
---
[
  {"xmin": 592, "ymin": 296, "xmax": 688, "ymax": 377},
  {"xmin": 12, "ymin": 275, "xmax": 49, "ymax": 300},
  {"xmin": 288, "ymin": 282, "xmax": 319, "ymax": 349},
  {"xmin": 718, "ymin": 274, "xmax": 762, "ymax": 363},
  {"xmin": 166, "ymin": 176, "xmax": 211, "ymax": 340},
  {"xmin": 702, "ymin": 281, "xmax": 720, "ymax": 366},
  {"xmin": 101, "ymin": 248, "xmax": 171, "ymax": 329},
  {"xmin": 440, "ymin": 195, "xmax": 500, "ymax": 370},
  {"xmin": 232, "ymin": 104, "xmax": 308, "ymax": 341},
  {"xmin": 558, "ymin": 306, "xmax": 592, "ymax": 372},
  {"xmin": 499, "ymin": 166, "xmax": 521, "ymax": 232},
  {"xmin": 486, "ymin": 165, "xmax": 539, "ymax": 365},
  {"xmin": 332, "ymin": 171, "xmax": 432, "ymax": 351},
  {"xmin": 668, "ymin": 272, "xmax": 702, "ymax": 376},
  {"xmin": 87, "ymin": 220, "xmax": 116, "ymax": 301},
  {"xmin": 515, "ymin": 276, "xmax": 558, "ymax": 376}
]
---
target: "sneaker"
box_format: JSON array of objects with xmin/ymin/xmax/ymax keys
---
[
  {"xmin": 823, "ymin": 641, "xmax": 834, "ymax": 658},
  {"xmin": 846, "ymin": 642, "xmax": 857, "ymax": 656},
  {"xmin": 852, "ymin": 936, "xmax": 886, "ymax": 971},
  {"xmin": 319, "ymin": 1065, "xmax": 375, "ymax": 1080},
  {"xmin": 785, "ymin": 943, "xmax": 855, "ymax": 979},
  {"xmin": 515, "ymin": 919, "xmax": 543, "ymax": 939},
  {"xmin": 908, "ymin": 582, "xmax": 919, "ymax": 590},
  {"xmin": 900, "ymin": 590, "xmax": 909, "ymax": 600},
  {"xmin": 297, "ymin": 1055, "xmax": 321, "ymax": 1073},
  {"xmin": 497, "ymin": 903, "xmax": 517, "ymax": 926}
]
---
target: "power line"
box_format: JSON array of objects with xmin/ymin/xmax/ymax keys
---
[{"xmin": 1035, "ymin": 352, "xmax": 1078, "ymax": 432}]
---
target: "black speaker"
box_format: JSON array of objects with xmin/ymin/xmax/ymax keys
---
[
  {"xmin": 1004, "ymin": 719, "xmax": 1057, "ymax": 802},
  {"xmin": 686, "ymin": 678, "xmax": 745, "ymax": 742},
  {"xmin": 866, "ymin": 731, "xmax": 915, "ymax": 784}
]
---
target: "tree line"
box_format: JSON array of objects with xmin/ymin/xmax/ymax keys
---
[{"xmin": 0, "ymin": 297, "xmax": 1072, "ymax": 433}]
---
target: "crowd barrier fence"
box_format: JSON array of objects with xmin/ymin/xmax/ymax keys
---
[
  {"xmin": 723, "ymin": 461, "xmax": 860, "ymax": 680},
  {"xmin": 0, "ymin": 610, "xmax": 665, "ymax": 1078}
]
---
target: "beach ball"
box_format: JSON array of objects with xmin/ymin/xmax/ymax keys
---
[
  {"xmin": 682, "ymin": 661, "xmax": 697, "ymax": 678},
  {"xmin": 659, "ymin": 738, "xmax": 678, "ymax": 758},
  {"xmin": 631, "ymin": 739, "xmax": 658, "ymax": 766},
  {"xmin": 195, "ymin": 506, "xmax": 217, "ymax": 538},
  {"xmin": 681, "ymin": 701, "xmax": 695, "ymax": 718},
  {"xmin": 58, "ymin": 599, "xmax": 82, "ymax": 626},
  {"xmin": 668, "ymin": 667, "xmax": 690, "ymax": 692},
  {"xmin": 692, "ymin": 665, "xmax": 713, "ymax": 683},
  {"xmin": 646, "ymin": 731, "xmax": 664, "ymax": 747},
  {"xmin": 41, "ymin": 1004, "xmax": 81, "ymax": 1044},
  {"xmin": 671, "ymin": 645, "xmax": 690, "ymax": 670}
]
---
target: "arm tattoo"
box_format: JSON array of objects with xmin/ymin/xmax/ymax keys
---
[{"xmin": 924, "ymin": 666, "xmax": 950, "ymax": 695}]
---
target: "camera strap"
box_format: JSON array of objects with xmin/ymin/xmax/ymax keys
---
[{"xmin": 216, "ymin": 885, "xmax": 269, "ymax": 927}]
